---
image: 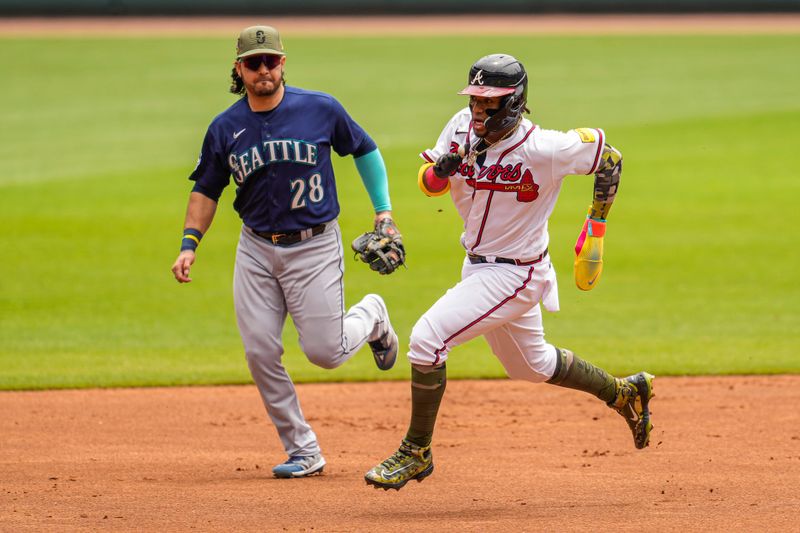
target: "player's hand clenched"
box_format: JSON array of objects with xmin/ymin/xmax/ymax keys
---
[
  {"xmin": 171, "ymin": 251, "xmax": 196, "ymax": 283},
  {"xmin": 432, "ymin": 152, "xmax": 463, "ymax": 178}
]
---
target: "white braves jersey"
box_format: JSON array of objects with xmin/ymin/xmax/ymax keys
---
[{"xmin": 421, "ymin": 108, "xmax": 606, "ymax": 261}]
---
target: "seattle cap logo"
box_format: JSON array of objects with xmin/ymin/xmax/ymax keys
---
[{"xmin": 236, "ymin": 25, "xmax": 285, "ymax": 59}]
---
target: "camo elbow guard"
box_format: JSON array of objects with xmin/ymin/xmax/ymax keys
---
[{"xmin": 590, "ymin": 143, "xmax": 622, "ymax": 220}]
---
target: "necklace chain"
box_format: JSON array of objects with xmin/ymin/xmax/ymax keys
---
[{"xmin": 466, "ymin": 118, "xmax": 522, "ymax": 166}]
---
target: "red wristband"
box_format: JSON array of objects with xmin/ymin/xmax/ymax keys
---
[{"xmin": 587, "ymin": 218, "xmax": 606, "ymax": 237}]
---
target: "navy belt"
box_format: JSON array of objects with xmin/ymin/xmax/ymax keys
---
[
  {"xmin": 467, "ymin": 247, "xmax": 548, "ymax": 266},
  {"xmin": 253, "ymin": 223, "xmax": 326, "ymax": 246}
]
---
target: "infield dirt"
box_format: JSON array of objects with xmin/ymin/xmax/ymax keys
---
[
  {"xmin": 1, "ymin": 13, "xmax": 799, "ymax": 36},
  {"xmin": 2, "ymin": 376, "xmax": 799, "ymax": 531}
]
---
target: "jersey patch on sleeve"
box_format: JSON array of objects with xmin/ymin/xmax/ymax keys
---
[{"xmin": 574, "ymin": 128, "xmax": 596, "ymax": 144}]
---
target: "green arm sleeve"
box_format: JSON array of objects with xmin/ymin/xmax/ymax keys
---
[{"xmin": 354, "ymin": 148, "xmax": 392, "ymax": 212}]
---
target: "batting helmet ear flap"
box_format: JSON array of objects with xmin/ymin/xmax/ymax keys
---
[{"xmin": 484, "ymin": 80, "xmax": 528, "ymax": 133}]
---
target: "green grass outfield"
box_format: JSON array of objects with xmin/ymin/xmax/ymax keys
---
[{"xmin": 1, "ymin": 33, "xmax": 798, "ymax": 389}]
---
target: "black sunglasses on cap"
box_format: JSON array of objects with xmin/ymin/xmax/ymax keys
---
[{"xmin": 241, "ymin": 54, "xmax": 282, "ymax": 71}]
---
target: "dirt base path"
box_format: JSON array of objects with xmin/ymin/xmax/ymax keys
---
[
  {"xmin": 1, "ymin": 14, "xmax": 799, "ymax": 36},
  {"xmin": 2, "ymin": 376, "xmax": 799, "ymax": 531}
]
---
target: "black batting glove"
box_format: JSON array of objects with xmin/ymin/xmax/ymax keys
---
[{"xmin": 433, "ymin": 152, "xmax": 463, "ymax": 178}]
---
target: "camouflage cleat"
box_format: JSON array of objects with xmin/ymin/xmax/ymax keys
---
[
  {"xmin": 609, "ymin": 372, "xmax": 655, "ymax": 449},
  {"xmin": 364, "ymin": 440, "xmax": 434, "ymax": 490}
]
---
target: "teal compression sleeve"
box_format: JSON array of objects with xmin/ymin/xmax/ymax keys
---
[{"xmin": 354, "ymin": 148, "xmax": 392, "ymax": 212}]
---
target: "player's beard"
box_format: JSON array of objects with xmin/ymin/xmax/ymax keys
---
[{"xmin": 250, "ymin": 71, "xmax": 284, "ymax": 97}]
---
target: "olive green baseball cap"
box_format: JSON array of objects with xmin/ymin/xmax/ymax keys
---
[{"xmin": 236, "ymin": 25, "xmax": 285, "ymax": 59}]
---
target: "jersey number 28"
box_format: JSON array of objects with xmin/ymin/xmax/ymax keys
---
[{"xmin": 290, "ymin": 173, "xmax": 325, "ymax": 209}]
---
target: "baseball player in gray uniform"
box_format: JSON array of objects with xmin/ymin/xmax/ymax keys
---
[
  {"xmin": 364, "ymin": 54, "xmax": 654, "ymax": 490},
  {"xmin": 171, "ymin": 25, "xmax": 400, "ymax": 478}
]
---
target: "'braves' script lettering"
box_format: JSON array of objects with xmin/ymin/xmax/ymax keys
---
[{"xmin": 478, "ymin": 162, "xmax": 523, "ymax": 182}]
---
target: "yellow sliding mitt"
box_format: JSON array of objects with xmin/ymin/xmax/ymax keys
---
[{"xmin": 574, "ymin": 212, "xmax": 607, "ymax": 291}]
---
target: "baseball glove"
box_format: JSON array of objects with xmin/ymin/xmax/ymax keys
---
[{"xmin": 351, "ymin": 218, "xmax": 406, "ymax": 275}]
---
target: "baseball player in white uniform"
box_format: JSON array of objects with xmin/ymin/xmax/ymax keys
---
[{"xmin": 364, "ymin": 54, "xmax": 655, "ymax": 491}]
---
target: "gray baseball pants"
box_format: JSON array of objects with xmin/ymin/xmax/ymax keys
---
[{"xmin": 233, "ymin": 220, "xmax": 385, "ymax": 457}]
